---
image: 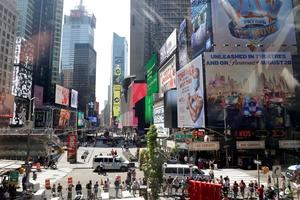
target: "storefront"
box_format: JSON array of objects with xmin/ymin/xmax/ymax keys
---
[
  {"xmin": 235, "ymin": 140, "xmax": 267, "ymax": 169},
  {"xmin": 278, "ymin": 140, "xmax": 300, "ymax": 165},
  {"xmin": 189, "ymin": 142, "xmax": 220, "ymax": 166}
]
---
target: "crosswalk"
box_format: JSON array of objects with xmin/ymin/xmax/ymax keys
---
[{"xmin": 202, "ymin": 168, "xmax": 268, "ymax": 186}]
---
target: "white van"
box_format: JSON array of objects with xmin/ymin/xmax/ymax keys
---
[
  {"xmin": 93, "ymin": 155, "xmax": 130, "ymax": 172},
  {"xmin": 162, "ymin": 163, "xmax": 209, "ymax": 180}
]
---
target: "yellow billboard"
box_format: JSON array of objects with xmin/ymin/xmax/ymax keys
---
[{"xmin": 113, "ymin": 85, "xmax": 121, "ymax": 117}]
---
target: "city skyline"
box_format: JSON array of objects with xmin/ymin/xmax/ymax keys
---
[{"xmin": 63, "ymin": 0, "xmax": 130, "ymax": 110}]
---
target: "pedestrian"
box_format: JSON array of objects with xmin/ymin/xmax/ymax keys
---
[
  {"xmin": 114, "ymin": 177, "xmax": 120, "ymax": 198},
  {"xmin": 209, "ymin": 168, "xmax": 214, "ymax": 180},
  {"xmin": 172, "ymin": 176, "xmax": 180, "ymax": 194},
  {"xmin": 57, "ymin": 183, "xmax": 63, "ymax": 199},
  {"xmin": 51, "ymin": 184, "xmax": 56, "ymax": 197},
  {"xmin": 75, "ymin": 181, "xmax": 82, "ymax": 195},
  {"xmin": 93, "ymin": 181, "xmax": 99, "ymax": 199},
  {"xmin": 267, "ymin": 174, "xmax": 272, "ymax": 186},
  {"xmin": 280, "ymin": 175, "xmax": 286, "ymax": 192},
  {"xmin": 248, "ymin": 180, "xmax": 254, "ymax": 199},
  {"xmin": 167, "ymin": 176, "xmax": 173, "ymax": 195},
  {"xmin": 184, "ymin": 155, "xmax": 188, "ymax": 163},
  {"xmin": 103, "ymin": 180, "xmax": 110, "ymax": 193},
  {"xmin": 256, "ymin": 184, "xmax": 264, "ymax": 200},
  {"xmin": 198, "ymin": 158, "xmax": 203, "ymax": 170},
  {"xmin": 67, "ymin": 184, "xmax": 73, "ymax": 200},
  {"xmin": 131, "ymin": 178, "xmax": 140, "ymax": 197},
  {"xmin": 254, "ymin": 180, "xmax": 258, "ymax": 197},
  {"xmin": 86, "ymin": 180, "xmax": 92, "ymax": 199},
  {"xmin": 132, "ymin": 169, "xmax": 137, "ymax": 180},
  {"xmin": 120, "ymin": 181, "xmax": 125, "ymax": 191},
  {"xmin": 233, "ymin": 181, "xmax": 238, "ymax": 199},
  {"xmin": 239, "ymin": 180, "xmax": 246, "ymax": 199},
  {"xmin": 265, "ymin": 185, "xmax": 276, "ymax": 199}
]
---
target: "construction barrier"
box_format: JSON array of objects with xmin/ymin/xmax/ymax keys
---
[
  {"xmin": 68, "ymin": 177, "xmax": 73, "ymax": 186},
  {"xmin": 45, "ymin": 179, "xmax": 51, "ymax": 190},
  {"xmin": 189, "ymin": 180, "xmax": 222, "ymax": 200}
]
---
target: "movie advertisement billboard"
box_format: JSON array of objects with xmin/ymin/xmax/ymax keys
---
[
  {"xmin": 178, "ymin": 19, "xmax": 192, "ymax": 69},
  {"xmin": 191, "ymin": 0, "xmax": 212, "ymax": 58},
  {"xmin": 154, "ymin": 105, "xmax": 169, "ymax": 138},
  {"xmin": 55, "ymin": 84, "xmax": 69, "ymax": 106},
  {"xmin": 159, "ymin": 55, "xmax": 177, "ymax": 98},
  {"xmin": 204, "ymin": 52, "xmax": 295, "ymax": 130},
  {"xmin": 177, "ymin": 55, "xmax": 205, "ymax": 128},
  {"xmin": 34, "ymin": 85, "xmax": 43, "ymax": 108},
  {"xmin": 70, "ymin": 89, "xmax": 78, "ymax": 108},
  {"xmin": 160, "ymin": 29, "xmax": 177, "ymax": 65},
  {"xmin": 146, "ymin": 53, "xmax": 158, "ymax": 95},
  {"xmin": 67, "ymin": 133, "xmax": 77, "ymax": 163},
  {"xmin": 113, "ymin": 85, "xmax": 121, "ymax": 117},
  {"xmin": 58, "ymin": 109, "xmax": 70, "ymax": 128},
  {"xmin": 211, "ymin": 0, "xmax": 297, "ymax": 54}
]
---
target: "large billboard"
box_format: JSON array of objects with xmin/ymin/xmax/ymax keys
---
[
  {"xmin": 146, "ymin": 53, "xmax": 158, "ymax": 95},
  {"xmin": 11, "ymin": 66, "xmax": 32, "ymax": 99},
  {"xmin": 177, "ymin": 55, "xmax": 205, "ymax": 128},
  {"xmin": 113, "ymin": 85, "xmax": 121, "ymax": 117},
  {"xmin": 70, "ymin": 89, "xmax": 78, "ymax": 109},
  {"xmin": 154, "ymin": 104, "xmax": 169, "ymax": 138},
  {"xmin": 159, "ymin": 55, "xmax": 177, "ymax": 98},
  {"xmin": 11, "ymin": 97, "xmax": 29, "ymax": 126},
  {"xmin": 178, "ymin": 19, "xmax": 192, "ymax": 69},
  {"xmin": 205, "ymin": 52, "xmax": 295, "ymax": 129},
  {"xmin": 211, "ymin": 0, "xmax": 297, "ymax": 53},
  {"xmin": 55, "ymin": 84, "xmax": 70, "ymax": 106},
  {"xmin": 77, "ymin": 112, "xmax": 84, "ymax": 127},
  {"xmin": 58, "ymin": 109, "xmax": 71, "ymax": 128},
  {"xmin": 191, "ymin": 0, "xmax": 212, "ymax": 58},
  {"xmin": 160, "ymin": 29, "xmax": 177, "ymax": 65}
]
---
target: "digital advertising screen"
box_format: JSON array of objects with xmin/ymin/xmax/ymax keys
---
[
  {"xmin": 191, "ymin": 0, "xmax": 212, "ymax": 58},
  {"xmin": 55, "ymin": 84, "xmax": 70, "ymax": 106},
  {"xmin": 58, "ymin": 109, "xmax": 71, "ymax": 128},
  {"xmin": 159, "ymin": 29, "xmax": 177, "ymax": 65},
  {"xmin": 158, "ymin": 55, "xmax": 177, "ymax": 98},
  {"xmin": 77, "ymin": 112, "xmax": 84, "ymax": 127},
  {"xmin": 146, "ymin": 53, "xmax": 159, "ymax": 95},
  {"xmin": 70, "ymin": 89, "xmax": 78, "ymax": 108},
  {"xmin": 178, "ymin": 18, "xmax": 192, "ymax": 69}
]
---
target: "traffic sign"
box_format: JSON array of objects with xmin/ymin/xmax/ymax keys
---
[
  {"xmin": 272, "ymin": 165, "xmax": 282, "ymax": 178},
  {"xmin": 254, "ymin": 160, "xmax": 262, "ymax": 165}
]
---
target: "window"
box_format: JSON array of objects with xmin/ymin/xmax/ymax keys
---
[
  {"xmin": 178, "ymin": 168, "xmax": 183, "ymax": 174},
  {"xmin": 94, "ymin": 157, "xmax": 103, "ymax": 162},
  {"xmin": 108, "ymin": 158, "xmax": 113, "ymax": 163},
  {"xmin": 184, "ymin": 168, "xmax": 190, "ymax": 175},
  {"xmin": 165, "ymin": 167, "xmax": 177, "ymax": 174}
]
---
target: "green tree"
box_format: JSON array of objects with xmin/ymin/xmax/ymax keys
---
[{"xmin": 141, "ymin": 125, "xmax": 166, "ymax": 199}]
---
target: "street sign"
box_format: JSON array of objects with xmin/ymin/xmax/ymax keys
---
[
  {"xmin": 254, "ymin": 160, "xmax": 262, "ymax": 165},
  {"xmin": 272, "ymin": 165, "xmax": 282, "ymax": 178},
  {"xmin": 175, "ymin": 133, "xmax": 192, "ymax": 139}
]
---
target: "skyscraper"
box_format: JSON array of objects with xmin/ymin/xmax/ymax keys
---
[
  {"xmin": 16, "ymin": 0, "xmax": 34, "ymax": 41},
  {"xmin": 32, "ymin": 0, "xmax": 64, "ymax": 103},
  {"xmin": 0, "ymin": 0, "xmax": 17, "ymax": 93},
  {"xmin": 111, "ymin": 33, "xmax": 128, "ymax": 126},
  {"xmin": 61, "ymin": 1, "xmax": 96, "ymax": 88},
  {"xmin": 73, "ymin": 43, "xmax": 96, "ymax": 115},
  {"xmin": 130, "ymin": 0, "xmax": 191, "ymax": 80}
]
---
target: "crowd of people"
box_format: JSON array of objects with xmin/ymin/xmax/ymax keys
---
[
  {"xmin": 49, "ymin": 168, "xmax": 146, "ymax": 199},
  {"xmin": 161, "ymin": 169, "xmax": 299, "ymax": 200}
]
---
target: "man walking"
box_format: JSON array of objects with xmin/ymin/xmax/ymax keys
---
[
  {"xmin": 93, "ymin": 181, "xmax": 99, "ymax": 199},
  {"xmin": 57, "ymin": 183, "xmax": 63, "ymax": 199},
  {"xmin": 86, "ymin": 180, "xmax": 92, "ymax": 199}
]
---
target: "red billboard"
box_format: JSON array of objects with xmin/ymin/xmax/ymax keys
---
[{"xmin": 67, "ymin": 133, "xmax": 77, "ymax": 163}]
